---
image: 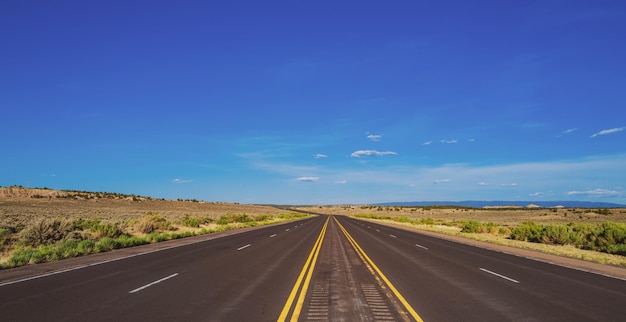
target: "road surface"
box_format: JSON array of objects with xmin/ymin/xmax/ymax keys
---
[{"xmin": 1, "ymin": 214, "xmax": 625, "ymax": 321}]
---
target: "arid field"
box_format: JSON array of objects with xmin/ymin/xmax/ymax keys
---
[{"xmin": 300, "ymin": 205, "xmax": 626, "ymax": 226}]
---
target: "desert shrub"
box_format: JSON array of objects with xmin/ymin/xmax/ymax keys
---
[
  {"xmin": 254, "ymin": 214, "xmax": 274, "ymax": 222},
  {"xmin": 20, "ymin": 219, "xmax": 73, "ymax": 247},
  {"xmin": 0, "ymin": 227, "xmax": 12, "ymax": 250},
  {"xmin": 91, "ymin": 222, "xmax": 122, "ymax": 238},
  {"xmin": 394, "ymin": 216, "xmax": 411, "ymax": 223},
  {"xmin": 135, "ymin": 212, "xmax": 174, "ymax": 233},
  {"xmin": 587, "ymin": 222, "xmax": 626, "ymax": 255},
  {"xmin": 508, "ymin": 221, "xmax": 626, "ymax": 256},
  {"xmin": 180, "ymin": 215, "xmax": 213, "ymax": 228},
  {"xmin": 510, "ymin": 222, "xmax": 543, "ymax": 242},
  {"xmin": 419, "ymin": 218, "xmax": 435, "ymax": 225},
  {"xmin": 181, "ymin": 215, "xmax": 200, "ymax": 228},
  {"xmin": 461, "ymin": 220, "xmax": 482, "ymax": 233},
  {"xmin": 216, "ymin": 213, "xmax": 253, "ymax": 225}
]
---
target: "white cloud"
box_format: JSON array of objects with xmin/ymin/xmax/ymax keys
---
[
  {"xmin": 591, "ymin": 127, "xmax": 624, "ymax": 138},
  {"xmin": 562, "ymin": 128, "xmax": 578, "ymax": 134},
  {"xmin": 335, "ymin": 180, "xmax": 347, "ymax": 184},
  {"xmin": 500, "ymin": 183, "xmax": 518, "ymax": 187},
  {"xmin": 567, "ymin": 188, "xmax": 621, "ymax": 197},
  {"xmin": 313, "ymin": 154, "xmax": 328, "ymax": 159},
  {"xmin": 350, "ymin": 150, "xmax": 397, "ymax": 157},
  {"xmin": 478, "ymin": 182, "xmax": 488, "ymax": 186},
  {"xmin": 172, "ymin": 178, "xmax": 193, "ymax": 184},
  {"xmin": 529, "ymin": 192, "xmax": 543, "ymax": 197},
  {"xmin": 296, "ymin": 176, "xmax": 319, "ymax": 182},
  {"xmin": 468, "ymin": 139, "xmax": 475, "ymax": 142},
  {"xmin": 367, "ymin": 134, "xmax": 382, "ymax": 141},
  {"xmin": 423, "ymin": 141, "xmax": 432, "ymax": 145},
  {"xmin": 440, "ymin": 139, "xmax": 458, "ymax": 144},
  {"xmin": 433, "ymin": 179, "xmax": 450, "ymax": 184}
]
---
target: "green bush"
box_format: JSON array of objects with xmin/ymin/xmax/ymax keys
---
[
  {"xmin": 509, "ymin": 221, "xmax": 626, "ymax": 256},
  {"xmin": 5, "ymin": 248, "xmax": 44, "ymax": 267},
  {"xmin": 95, "ymin": 237, "xmax": 121, "ymax": 252},
  {"xmin": 510, "ymin": 222, "xmax": 543, "ymax": 242},
  {"xmin": 76, "ymin": 239, "xmax": 96, "ymax": 254},
  {"xmin": 461, "ymin": 220, "xmax": 482, "ymax": 233}
]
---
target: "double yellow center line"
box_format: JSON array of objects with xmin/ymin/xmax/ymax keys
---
[
  {"xmin": 334, "ymin": 217, "xmax": 424, "ymax": 322},
  {"xmin": 278, "ymin": 216, "xmax": 423, "ymax": 322},
  {"xmin": 278, "ymin": 216, "xmax": 329, "ymax": 321}
]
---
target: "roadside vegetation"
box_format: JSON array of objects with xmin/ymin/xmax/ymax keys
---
[{"xmin": 0, "ymin": 212, "xmax": 308, "ymax": 269}]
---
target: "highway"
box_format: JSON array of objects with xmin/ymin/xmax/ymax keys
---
[{"xmin": 1, "ymin": 214, "xmax": 625, "ymax": 321}]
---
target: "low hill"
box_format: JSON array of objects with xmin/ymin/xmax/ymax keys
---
[{"xmin": 375, "ymin": 200, "xmax": 626, "ymax": 208}]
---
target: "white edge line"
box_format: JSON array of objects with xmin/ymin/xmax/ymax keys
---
[
  {"xmin": 237, "ymin": 244, "xmax": 252, "ymax": 251},
  {"xmin": 415, "ymin": 244, "xmax": 429, "ymax": 250},
  {"xmin": 129, "ymin": 273, "xmax": 179, "ymax": 294},
  {"xmin": 480, "ymin": 268, "xmax": 520, "ymax": 283}
]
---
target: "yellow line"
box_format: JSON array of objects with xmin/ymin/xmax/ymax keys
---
[
  {"xmin": 334, "ymin": 217, "xmax": 424, "ymax": 322},
  {"xmin": 277, "ymin": 216, "xmax": 329, "ymax": 322},
  {"xmin": 291, "ymin": 218, "xmax": 328, "ymax": 321}
]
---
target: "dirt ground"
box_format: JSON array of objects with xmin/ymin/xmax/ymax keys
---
[{"xmin": 0, "ymin": 197, "xmax": 292, "ymax": 228}]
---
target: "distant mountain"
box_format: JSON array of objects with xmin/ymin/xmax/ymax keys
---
[{"xmin": 375, "ymin": 200, "xmax": 626, "ymax": 208}]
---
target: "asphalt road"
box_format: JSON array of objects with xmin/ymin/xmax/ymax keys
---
[{"xmin": 1, "ymin": 214, "xmax": 625, "ymax": 321}]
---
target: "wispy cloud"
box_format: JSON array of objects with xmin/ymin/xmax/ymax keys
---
[
  {"xmin": 433, "ymin": 179, "xmax": 450, "ymax": 184},
  {"xmin": 423, "ymin": 141, "xmax": 432, "ymax": 145},
  {"xmin": 500, "ymin": 183, "xmax": 518, "ymax": 187},
  {"xmin": 351, "ymin": 150, "xmax": 397, "ymax": 157},
  {"xmin": 562, "ymin": 128, "xmax": 578, "ymax": 134},
  {"xmin": 468, "ymin": 138, "xmax": 475, "ymax": 142},
  {"xmin": 440, "ymin": 139, "xmax": 458, "ymax": 144},
  {"xmin": 313, "ymin": 154, "xmax": 328, "ymax": 159},
  {"xmin": 367, "ymin": 134, "xmax": 382, "ymax": 141},
  {"xmin": 172, "ymin": 178, "xmax": 193, "ymax": 184},
  {"xmin": 335, "ymin": 180, "xmax": 347, "ymax": 184},
  {"xmin": 296, "ymin": 176, "xmax": 319, "ymax": 182},
  {"xmin": 567, "ymin": 188, "xmax": 621, "ymax": 197},
  {"xmin": 529, "ymin": 192, "xmax": 543, "ymax": 197},
  {"xmin": 478, "ymin": 182, "xmax": 488, "ymax": 186},
  {"xmin": 591, "ymin": 127, "xmax": 624, "ymax": 138}
]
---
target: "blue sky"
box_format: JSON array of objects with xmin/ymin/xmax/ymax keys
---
[{"xmin": 2, "ymin": 1, "xmax": 625, "ymax": 204}]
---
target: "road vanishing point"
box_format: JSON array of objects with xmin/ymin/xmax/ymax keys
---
[{"xmin": 1, "ymin": 214, "xmax": 625, "ymax": 321}]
